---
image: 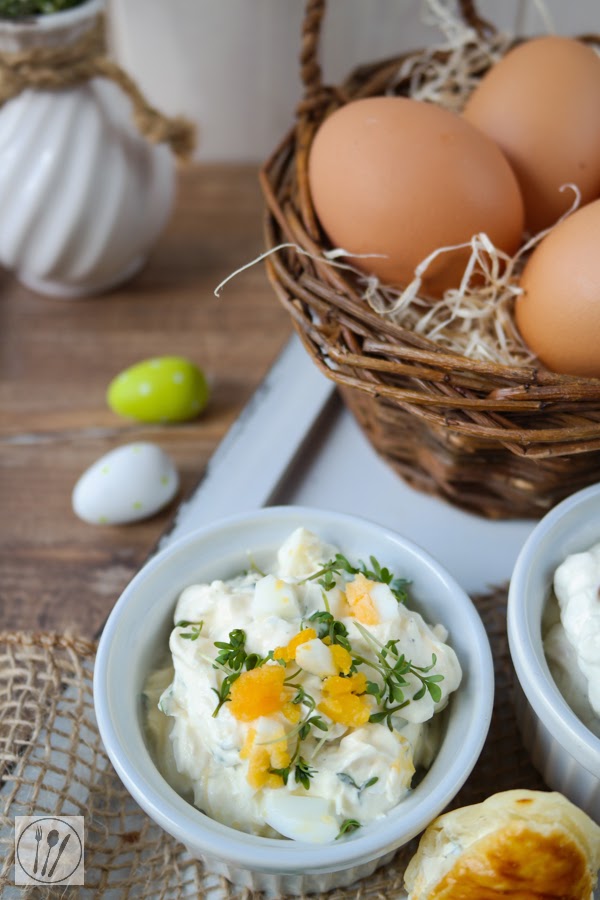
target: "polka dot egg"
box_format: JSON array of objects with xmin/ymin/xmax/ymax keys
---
[
  {"xmin": 72, "ymin": 442, "xmax": 179, "ymax": 525},
  {"xmin": 107, "ymin": 356, "xmax": 209, "ymax": 423}
]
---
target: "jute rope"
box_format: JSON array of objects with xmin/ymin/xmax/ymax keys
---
[{"xmin": 0, "ymin": 14, "xmax": 196, "ymax": 161}]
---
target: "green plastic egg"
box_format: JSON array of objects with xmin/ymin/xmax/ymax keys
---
[{"xmin": 107, "ymin": 356, "xmax": 209, "ymax": 423}]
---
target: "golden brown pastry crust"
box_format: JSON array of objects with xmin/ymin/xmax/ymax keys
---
[{"xmin": 404, "ymin": 790, "xmax": 600, "ymax": 900}]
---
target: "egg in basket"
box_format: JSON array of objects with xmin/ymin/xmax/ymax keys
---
[{"xmin": 259, "ymin": 0, "xmax": 600, "ymax": 520}]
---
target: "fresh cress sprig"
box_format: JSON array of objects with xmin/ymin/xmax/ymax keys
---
[
  {"xmin": 214, "ymin": 628, "xmax": 266, "ymax": 672},
  {"xmin": 337, "ymin": 773, "xmax": 379, "ymax": 796},
  {"xmin": 267, "ymin": 678, "xmax": 329, "ymax": 788},
  {"xmin": 302, "ymin": 552, "xmax": 411, "ymax": 604},
  {"xmin": 176, "ymin": 620, "xmax": 204, "ymax": 641},
  {"xmin": 336, "ymin": 818, "xmax": 361, "ymax": 839},
  {"xmin": 307, "ymin": 610, "xmax": 351, "ymax": 650},
  {"xmin": 269, "ymin": 755, "xmax": 318, "ymax": 791},
  {"xmin": 350, "ymin": 621, "xmax": 444, "ymax": 730}
]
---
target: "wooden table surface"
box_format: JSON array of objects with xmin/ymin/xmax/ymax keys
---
[{"xmin": 0, "ymin": 164, "xmax": 292, "ymax": 640}]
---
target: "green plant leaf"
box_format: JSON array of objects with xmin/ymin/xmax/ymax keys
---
[{"xmin": 0, "ymin": 0, "xmax": 87, "ymax": 17}]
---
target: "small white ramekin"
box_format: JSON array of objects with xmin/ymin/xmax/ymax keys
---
[
  {"xmin": 94, "ymin": 505, "xmax": 494, "ymax": 895},
  {"xmin": 508, "ymin": 483, "xmax": 600, "ymax": 823}
]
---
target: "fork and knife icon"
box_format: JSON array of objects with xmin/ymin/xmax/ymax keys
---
[{"xmin": 33, "ymin": 825, "xmax": 70, "ymax": 878}]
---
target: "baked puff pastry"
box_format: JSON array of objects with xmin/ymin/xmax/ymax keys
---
[{"xmin": 404, "ymin": 789, "xmax": 600, "ymax": 900}]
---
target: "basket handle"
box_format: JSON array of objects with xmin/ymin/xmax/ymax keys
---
[{"xmin": 299, "ymin": 0, "xmax": 495, "ymax": 104}]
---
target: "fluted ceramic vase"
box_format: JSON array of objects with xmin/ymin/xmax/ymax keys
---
[{"xmin": 0, "ymin": 0, "xmax": 174, "ymax": 298}]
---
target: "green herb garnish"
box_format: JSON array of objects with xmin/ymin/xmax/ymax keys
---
[
  {"xmin": 267, "ymin": 709, "xmax": 328, "ymax": 787},
  {"xmin": 307, "ymin": 610, "xmax": 351, "ymax": 650},
  {"xmin": 294, "ymin": 757, "xmax": 317, "ymax": 790},
  {"xmin": 270, "ymin": 755, "xmax": 317, "ymax": 790},
  {"xmin": 336, "ymin": 818, "xmax": 361, "ymax": 839},
  {"xmin": 0, "ymin": 0, "xmax": 86, "ymax": 17},
  {"xmin": 213, "ymin": 629, "xmax": 250, "ymax": 670},
  {"xmin": 303, "ymin": 553, "xmax": 410, "ymax": 604},
  {"xmin": 176, "ymin": 620, "xmax": 204, "ymax": 641},
  {"xmin": 337, "ymin": 773, "xmax": 379, "ymax": 795},
  {"xmin": 349, "ymin": 622, "xmax": 444, "ymax": 730},
  {"xmin": 211, "ymin": 672, "xmax": 242, "ymax": 717},
  {"xmin": 265, "ymin": 680, "xmax": 328, "ymax": 788}
]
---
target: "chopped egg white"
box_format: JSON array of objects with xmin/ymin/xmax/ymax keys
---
[
  {"xmin": 295, "ymin": 638, "xmax": 338, "ymax": 678},
  {"xmin": 252, "ymin": 574, "xmax": 301, "ymax": 620},
  {"xmin": 370, "ymin": 582, "xmax": 400, "ymax": 622},
  {"xmin": 263, "ymin": 794, "xmax": 339, "ymax": 843},
  {"xmin": 145, "ymin": 527, "xmax": 463, "ymax": 842},
  {"xmin": 276, "ymin": 527, "xmax": 337, "ymax": 578}
]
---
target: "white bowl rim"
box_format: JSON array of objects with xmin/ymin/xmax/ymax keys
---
[
  {"xmin": 94, "ymin": 504, "xmax": 494, "ymax": 873},
  {"xmin": 507, "ymin": 482, "xmax": 600, "ymax": 777}
]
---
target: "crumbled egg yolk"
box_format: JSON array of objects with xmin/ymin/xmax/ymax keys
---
[
  {"xmin": 321, "ymin": 672, "xmax": 368, "ymax": 696},
  {"xmin": 345, "ymin": 573, "xmax": 380, "ymax": 625},
  {"xmin": 240, "ymin": 726, "xmax": 291, "ymax": 790},
  {"xmin": 228, "ymin": 665, "xmax": 291, "ymax": 722},
  {"xmin": 330, "ymin": 644, "xmax": 352, "ymax": 675},
  {"xmin": 318, "ymin": 672, "xmax": 371, "ymax": 727}
]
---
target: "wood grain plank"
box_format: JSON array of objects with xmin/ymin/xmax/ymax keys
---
[{"xmin": 0, "ymin": 163, "xmax": 292, "ymax": 638}]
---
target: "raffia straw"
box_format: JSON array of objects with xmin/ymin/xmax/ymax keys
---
[
  {"xmin": 388, "ymin": 1, "xmax": 514, "ymax": 111},
  {"xmin": 217, "ymin": 175, "xmax": 581, "ymax": 368},
  {"xmin": 356, "ymin": 187, "xmax": 582, "ymax": 367},
  {"xmin": 213, "ymin": 244, "xmax": 388, "ymax": 298}
]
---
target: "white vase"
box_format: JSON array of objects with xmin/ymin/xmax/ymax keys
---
[{"xmin": 0, "ymin": 0, "xmax": 174, "ymax": 298}]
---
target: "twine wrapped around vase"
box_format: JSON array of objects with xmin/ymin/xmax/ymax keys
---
[{"xmin": 0, "ymin": 12, "xmax": 196, "ymax": 161}]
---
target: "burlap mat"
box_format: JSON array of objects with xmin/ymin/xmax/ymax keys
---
[{"xmin": 0, "ymin": 587, "xmax": 545, "ymax": 899}]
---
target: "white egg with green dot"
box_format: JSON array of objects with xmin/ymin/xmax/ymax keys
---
[{"xmin": 72, "ymin": 442, "xmax": 179, "ymax": 526}]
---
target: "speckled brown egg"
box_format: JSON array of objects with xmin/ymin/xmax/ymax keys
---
[
  {"xmin": 463, "ymin": 36, "xmax": 600, "ymax": 235},
  {"xmin": 515, "ymin": 199, "xmax": 600, "ymax": 378},
  {"xmin": 307, "ymin": 96, "xmax": 524, "ymax": 300}
]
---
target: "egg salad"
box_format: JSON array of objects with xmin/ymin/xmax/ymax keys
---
[
  {"xmin": 144, "ymin": 527, "xmax": 462, "ymax": 843},
  {"xmin": 544, "ymin": 542, "xmax": 600, "ymax": 738}
]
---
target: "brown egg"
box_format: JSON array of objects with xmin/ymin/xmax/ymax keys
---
[
  {"xmin": 308, "ymin": 96, "xmax": 524, "ymax": 299},
  {"xmin": 515, "ymin": 199, "xmax": 600, "ymax": 377},
  {"xmin": 464, "ymin": 36, "xmax": 600, "ymax": 235}
]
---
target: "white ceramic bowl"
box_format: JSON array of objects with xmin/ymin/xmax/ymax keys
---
[
  {"xmin": 508, "ymin": 483, "xmax": 600, "ymax": 823},
  {"xmin": 94, "ymin": 506, "xmax": 494, "ymax": 895}
]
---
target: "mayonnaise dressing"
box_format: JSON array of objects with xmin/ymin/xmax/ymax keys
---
[
  {"xmin": 543, "ymin": 541, "xmax": 600, "ymax": 739},
  {"xmin": 144, "ymin": 527, "xmax": 462, "ymax": 842}
]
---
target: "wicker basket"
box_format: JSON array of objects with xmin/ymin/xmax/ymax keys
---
[{"xmin": 259, "ymin": 0, "xmax": 600, "ymax": 521}]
